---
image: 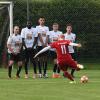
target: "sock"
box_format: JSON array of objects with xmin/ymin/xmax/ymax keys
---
[
  {"xmin": 53, "ymin": 64, "xmax": 57, "ymax": 73},
  {"xmin": 64, "ymin": 71, "xmax": 74, "ymax": 81},
  {"xmin": 16, "ymin": 66, "xmax": 22, "ymax": 77},
  {"xmin": 71, "ymin": 69, "xmax": 75, "ymax": 76},
  {"xmin": 8, "ymin": 66, "xmax": 12, "ymax": 78},
  {"xmin": 33, "ymin": 62, "xmax": 37, "ymax": 74},
  {"xmin": 25, "ymin": 64, "xmax": 28, "ymax": 74},
  {"xmin": 57, "ymin": 67, "xmax": 60, "ymax": 74},
  {"xmin": 44, "ymin": 61, "xmax": 47, "ymax": 75},
  {"xmin": 38, "ymin": 61, "xmax": 42, "ymax": 74}
]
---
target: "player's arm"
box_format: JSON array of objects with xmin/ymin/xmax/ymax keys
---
[
  {"xmin": 45, "ymin": 35, "xmax": 49, "ymax": 46},
  {"xmin": 21, "ymin": 29, "xmax": 27, "ymax": 49},
  {"xmin": 45, "ymin": 28, "xmax": 49, "ymax": 46},
  {"xmin": 7, "ymin": 43, "xmax": 14, "ymax": 53},
  {"xmin": 7, "ymin": 36, "xmax": 14, "ymax": 53},
  {"xmin": 34, "ymin": 46, "xmax": 51, "ymax": 58},
  {"xmin": 38, "ymin": 33, "xmax": 45, "ymax": 46},
  {"xmin": 22, "ymin": 38, "xmax": 27, "ymax": 49},
  {"xmin": 32, "ymin": 37, "xmax": 38, "ymax": 48},
  {"xmin": 32, "ymin": 30, "xmax": 38, "ymax": 48},
  {"xmin": 69, "ymin": 43, "xmax": 82, "ymax": 47}
]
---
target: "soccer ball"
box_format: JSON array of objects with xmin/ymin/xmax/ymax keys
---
[{"xmin": 80, "ymin": 75, "xmax": 88, "ymax": 83}]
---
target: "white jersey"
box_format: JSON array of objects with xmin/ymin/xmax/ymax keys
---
[
  {"xmin": 49, "ymin": 30, "xmax": 62, "ymax": 43},
  {"xmin": 64, "ymin": 33, "xmax": 76, "ymax": 53},
  {"xmin": 36, "ymin": 25, "xmax": 49, "ymax": 46},
  {"xmin": 21, "ymin": 27, "xmax": 38, "ymax": 48},
  {"xmin": 7, "ymin": 34, "xmax": 22, "ymax": 54},
  {"xmin": 49, "ymin": 30, "xmax": 62, "ymax": 51}
]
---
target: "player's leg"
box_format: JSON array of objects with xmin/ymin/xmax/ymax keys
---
[
  {"xmin": 50, "ymin": 51, "xmax": 60, "ymax": 78},
  {"xmin": 30, "ymin": 49, "xmax": 37, "ymax": 78},
  {"xmin": 16, "ymin": 53, "xmax": 23, "ymax": 78},
  {"xmin": 67, "ymin": 59, "xmax": 84, "ymax": 71},
  {"xmin": 37, "ymin": 57, "xmax": 42, "ymax": 76},
  {"xmin": 53, "ymin": 58, "xmax": 61, "ymax": 78},
  {"xmin": 32, "ymin": 60, "xmax": 37, "ymax": 78},
  {"xmin": 58, "ymin": 63, "xmax": 74, "ymax": 81},
  {"xmin": 37, "ymin": 46, "xmax": 43, "ymax": 78},
  {"xmin": 70, "ymin": 53, "xmax": 76, "ymax": 77},
  {"xmin": 8, "ymin": 54, "xmax": 14, "ymax": 78},
  {"xmin": 57, "ymin": 66, "xmax": 61, "ymax": 78},
  {"xmin": 8, "ymin": 60, "xmax": 14, "ymax": 78},
  {"xmin": 43, "ymin": 52, "xmax": 48, "ymax": 78},
  {"xmin": 52, "ymin": 60, "xmax": 57, "ymax": 78},
  {"xmin": 16, "ymin": 61, "xmax": 22, "ymax": 78},
  {"xmin": 53, "ymin": 59, "xmax": 57, "ymax": 72},
  {"xmin": 24, "ymin": 49, "xmax": 29, "ymax": 78}
]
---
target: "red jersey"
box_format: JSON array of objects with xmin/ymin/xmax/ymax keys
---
[
  {"xmin": 50, "ymin": 40, "xmax": 78, "ymax": 70},
  {"xmin": 50, "ymin": 40, "xmax": 71, "ymax": 62}
]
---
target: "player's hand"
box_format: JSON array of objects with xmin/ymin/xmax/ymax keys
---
[
  {"xmin": 77, "ymin": 43, "xmax": 82, "ymax": 47},
  {"xmin": 34, "ymin": 54, "xmax": 37, "ymax": 59},
  {"xmin": 12, "ymin": 52, "xmax": 18, "ymax": 55},
  {"xmin": 43, "ymin": 43, "xmax": 47, "ymax": 47}
]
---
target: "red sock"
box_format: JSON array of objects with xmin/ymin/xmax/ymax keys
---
[{"xmin": 64, "ymin": 71, "xmax": 74, "ymax": 81}]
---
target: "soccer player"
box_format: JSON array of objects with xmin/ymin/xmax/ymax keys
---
[
  {"xmin": 49, "ymin": 23, "xmax": 62, "ymax": 78},
  {"xmin": 36, "ymin": 17, "xmax": 49, "ymax": 78},
  {"xmin": 7, "ymin": 26, "xmax": 23, "ymax": 78},
  {"xmin": 21, "ymin": 21, "xmax": 38, "ymax": 79},
  {"xmin": 34, "ymin": 34, "xmax": 84, "ymax": 83},
  {"xmin": 64, "ymin": 24, "xmax": 77, "ymax": 77}
]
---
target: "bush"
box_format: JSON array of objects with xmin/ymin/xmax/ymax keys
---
[{"xmin": 0, "ymin": 0, "xmax": 100, "ymax": 59}]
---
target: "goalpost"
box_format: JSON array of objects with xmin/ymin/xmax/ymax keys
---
[{"xmin": 0, "ymin": 1, "xmax": 13, "ymax": 35}]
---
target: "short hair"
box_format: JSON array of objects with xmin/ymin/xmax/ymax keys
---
[
  {"xmin": 66, "ymin": 23, "xmax": 72, "ymax": 27},
  {"xmin": 39, "ymin": 16, "xmax": 45, "ymax": 20},
  {"xmin": 53, "ymin": 23, "xmax": 59, "ymax": 26},
  {"xmin": 14, "ymin": 25, "xmax": 19, "ymax": 29}
]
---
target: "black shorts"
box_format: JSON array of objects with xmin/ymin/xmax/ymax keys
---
[
  {"xmin": 8, "ymin": 53, "xmax": 23, "ymax": 62},
  {"xmin": 24, "ymin": 48, "xmax": 36, "ymax": 57},
  {"xmin": 50, "ymin": 50, "xmax": 57, "ymax": 59}
]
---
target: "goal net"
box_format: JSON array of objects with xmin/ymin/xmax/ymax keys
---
[{"xmin": 0, "ymin": 1, "xmax": 13, "ymax": 67}]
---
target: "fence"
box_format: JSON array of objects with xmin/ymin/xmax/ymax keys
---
[{"xmin": 0, "ymin": 0, "xmax": 100, "ymax": 66}]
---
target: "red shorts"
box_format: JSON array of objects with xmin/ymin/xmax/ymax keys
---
[{"xmin": 57, "ymin": 58, "xmax": 79, "ymax": 71}]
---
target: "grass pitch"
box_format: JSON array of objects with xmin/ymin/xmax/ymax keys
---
[{"xmin": 0, "ymin": 68, "xmax": 100, "ymax": 100}]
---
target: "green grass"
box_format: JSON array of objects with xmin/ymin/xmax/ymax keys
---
[{"xmin": 0, "ymin": 67, "xmax": 100, "ymax": 100}]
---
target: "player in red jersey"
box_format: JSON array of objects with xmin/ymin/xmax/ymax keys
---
[{"xmin": 34, "ymin": 34, "xmax": 84, "ymax": 83}]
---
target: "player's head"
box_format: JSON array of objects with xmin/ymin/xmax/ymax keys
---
[
  {"xmin": 66, "ymin": 23, "xmax": 72, "ymax": 33},
  {"xmin": 38, "ymin": 17, "xmax": 45, "ymax": 25},
  {"xmin": 58, "ymin": 34, "xmax": 65, "ymax": 40},
  {"xmin": 52, "ymin": 23, "xmax": 59, "ymax": 31},
  {"xmin": 27, "ymin": 20, "xmax": 32, "ymax": 29},
  {"xmin": 14, "ymin": 26, "xmax": 20, "ymax": 35}
]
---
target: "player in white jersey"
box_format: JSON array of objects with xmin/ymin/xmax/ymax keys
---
[
  {"xmin": 49, "ymin": 23, "xmax": 62, "ymax": 78},
  {"xmin": 7, "ymin": 26, "xmax": 23, "ymax": 78},
  {"xmin": 64, "ymin": 24, "xmax": 77, "ymax": 77},
  {"xmin": 36, "ymin": 17, "xmax": 49, "ymax": 78},
  {"xmin": 21, "ymin": 21, "xmax": 38, "ymax": 79}
]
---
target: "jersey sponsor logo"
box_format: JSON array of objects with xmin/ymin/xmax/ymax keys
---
[
  {"xmin": 42, "ymin": 32, "xmax": 46, "ymax": 37},
  {"xmin": 26, "ymin": 33, "xmax": 32, "ymax": 40},
  {"xmin": 57, "ymin": 42, "xmax": 68, "ymax": 45}
]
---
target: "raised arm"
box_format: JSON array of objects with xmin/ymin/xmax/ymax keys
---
[
  {"xmin": 69, "ymin": 43, "xmax": 82, "ymax": 47},
  {"xmin": 34, "ymin": 46, "xmax": 51, "ymax": 58}
]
